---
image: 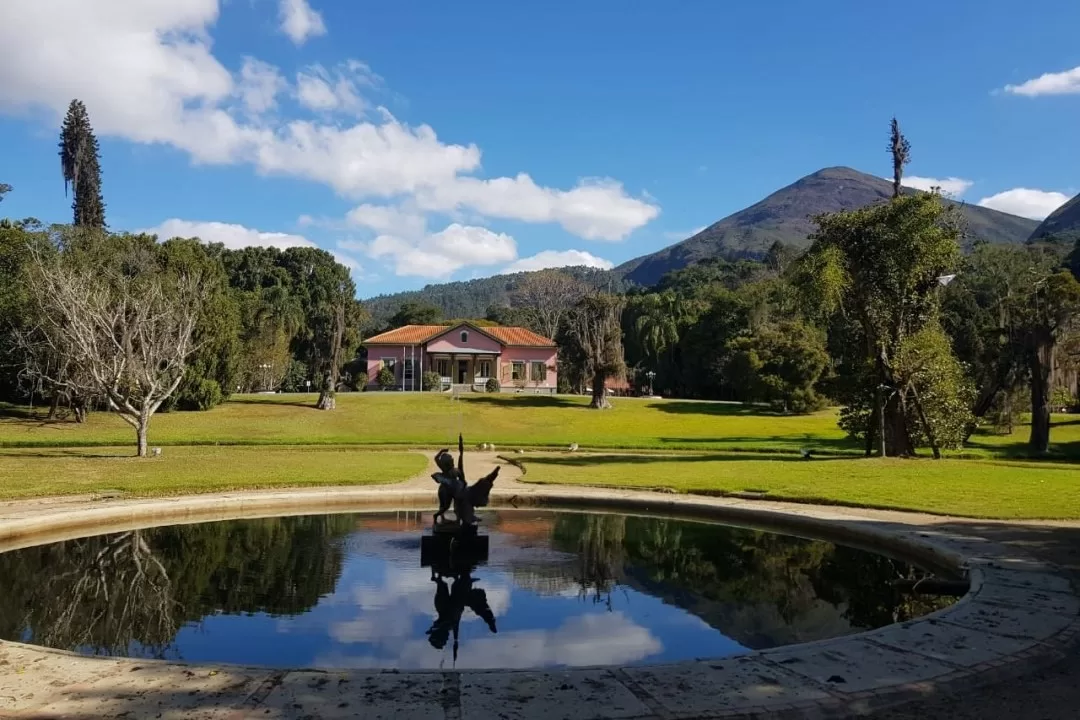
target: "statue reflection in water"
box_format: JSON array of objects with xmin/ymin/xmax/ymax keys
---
[
  {"xmin": 421, "ymin": 531, "xmax": 497, "ymax": 662},
  {"xmin": 422, "ymin": 436, "xmax": 499, "ymax": 663}
]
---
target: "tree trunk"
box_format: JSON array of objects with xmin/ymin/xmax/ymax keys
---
[
  {"xmin": 47, "ymin": 392, "xmax": 61, "ymax": 420},
  {"xmin": 316, "ymin": 389, "xmax": 336, "ymax": 410},
  {"xmin": 590, "ymin": 371, "xmax": 612, "ymax": 409},
  {"xmin": 1029, "ymin": 334, "xmax": 1054, "ymax": 454},
  {"xmin": 909, "ymin": 385, "xmax": 941, "ymax": 459},
  {"xmin": 136, "ymin": 419, "xmax": 149, "ymax": 458}
]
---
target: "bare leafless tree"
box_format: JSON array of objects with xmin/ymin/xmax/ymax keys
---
[
  {"xmin": 511, "ymin": 270, "xmax": 587, "ymax": 340},
  {"xmin": 568, "ymin": 293, "xmax": 626, "ymax": 409},
  {"xmin": 19, "ymin": 244, "xmax": 205, "ymax": 456}
]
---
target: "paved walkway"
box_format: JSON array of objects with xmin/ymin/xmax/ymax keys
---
[{"xmin": 0, "ymin": 452, "xmax": 1077, "ymax": 719}]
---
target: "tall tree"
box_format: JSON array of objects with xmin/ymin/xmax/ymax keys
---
[
  {"xmin": 567, "ymin": 293, "xmax": 626, "ymax": 409},
  {"xmin": 59, "ymin": 100, "xmax": 106, "ymax": 228},
  {"xmin": 511, "ymin": 269, "xmax": 587, "ymax": 340},
  {"xmin": 0, "ymin": 183, "xmax": 11, "ymax": 204},
  {"xmin": 888, "ymin": 117, "xmax": 911, "ymax": 199},
  {"xmin": 19, "ymin": 231, "xmax": 207, "ymax": 456},
  {"xmin": 798, "ymin": 190, "xmax": 963, "ymax": 456}
]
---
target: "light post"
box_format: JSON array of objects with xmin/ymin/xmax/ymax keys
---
[
  {"xmin": 305, "ymin": 379, "xmax": 311, "ymax": 394},
  {"xmin": 258, "ymin": 363, "xmax": 271, "ymax": 392},
  {"xmin": 646, "ymin": 370, "xmax": 656, "ymax": 397}
]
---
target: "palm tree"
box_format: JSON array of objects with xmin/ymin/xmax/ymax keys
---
[{"xmin": 635, "ymin": 292, "xmax": 682, "ymax": 364}]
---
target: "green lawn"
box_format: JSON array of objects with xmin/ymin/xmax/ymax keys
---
[
  {"xmin": 2, "ymin": 393, "xmax": 1077, "ymax": 459},
  {"xmin": 515, "ymin": 453, "xmax": 1080, "ymax": 520},
  {"xmin": 0, "ymin": 446, "xmax": 427, "ymax": 500}
]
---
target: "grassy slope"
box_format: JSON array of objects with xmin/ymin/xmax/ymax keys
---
[
  {"xmin": 516, "ymin": 453, "xmax": 1080, "ymax": 520},
  {"xmin": 2, "ymin": 394, "xmax": 1077, "ymax": 459},
  {"xmin": 0, "ymin": 446, "xmax": 427, "ymax": 500}
]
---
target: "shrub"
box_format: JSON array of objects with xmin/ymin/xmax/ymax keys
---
[
  {"xmin": 179, "ymin": 378, "xmax": 224, "ymax": 411},
  {"xmin": 422, "ymin": 371, "xmax": 442, "ymax": 391},
  {"xmin": 485, "ymin": 378, "xmax": 500, "ymax": 393},
  {"xmin": 354, "ymin": 372, "xmax": 368, "ymax": 391},
  {"xmin": 377, "ymin": 365, "xmax": 396, "ymax": 390}
]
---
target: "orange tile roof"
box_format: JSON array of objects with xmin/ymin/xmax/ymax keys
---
[
  {"xmin": 364, "ymin": 323, "xmax": 555, "ymax": 347},
  {"xmin": 364, "ymin": 325, "xmax": 447, "ymax": 344},
  {"xmin": 484, "ymin": 326, "xmax": 556, "ymax": 347}
]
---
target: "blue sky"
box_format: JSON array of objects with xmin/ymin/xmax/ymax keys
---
[{"xmin": 0, "ymin": 0, "xmax": 1077, "ymax": 297}]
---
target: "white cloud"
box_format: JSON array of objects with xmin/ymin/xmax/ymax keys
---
[
  {"xmin": 976, "ymin": 188, "xmax": 1070, "ymax": 220},
  {"xmin": 363, "ymin": 223, "xmax": 517, "ymax": 278},
  {"xmin": 237, "ymin": 57, "xmax": 287, "ymax": 115},
  {"xmin": 345, "ymin": 204, "xmax": 427, "ymax": 237},
  {"xmin": 295, "ymin": 61, "xmax": 378, "ymax": 115},
  {"xmin": 318, "ymin": 611, "xmax": 662, "ymax": 670},
  {"xmin": 416, "ymin": 175, "xmax": 659, "ymax": 242},
  {"xmin": 1004, "ymin": 66, "xmax": 1080, "ymax": 97},
  {"xmin": 503, "ymin": 250, "xmax": 614, "ymax": 274},
  {"xmin": 903, "ymin": 176, "xmax": 974, "ymax": 198},
  {"xmin": 279, "ymin": 0, "xmax": 326, "ymax": 46},
  {"xmin": 144, "ymin": 218, "xmax": 317, "ymax": 250},
  {"xmin": 0, "ymin": 0, "xmax": 660, "ymax": 278}
]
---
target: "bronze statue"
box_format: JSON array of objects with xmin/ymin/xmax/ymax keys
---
[{"xmin": 432, "ymin": 434, "xmax": 499, "ymax": 528}]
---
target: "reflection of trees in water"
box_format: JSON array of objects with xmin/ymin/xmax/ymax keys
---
[
  {"xmin": 0, "ymin": 515, "xmax": 353, "ymax": 656},
  {"xmin": 810, "ymin": 547, "xmax": 956, "ymax": 628},
  {"xmin": 549, "ymin": 513, "xmax": 953, "ymax": 647},
  {"xmin": 552, "ymin": 514, "xmax": 626, "ymax": 607}
]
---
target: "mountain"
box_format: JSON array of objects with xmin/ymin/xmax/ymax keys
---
[
  {"xmin": 1028, "ymin": 192, "xmax": 1080, "ymax": 245},
  {"xmin": 362, "ymin": 266, "xmax": 626, "ymax": 326},
  {"xmin": 616, "ymin": 167, "xmax": 1040, "ymax": 286},
  {"xmin": 362, "ymin": 167, "xmax": 1040, "ymax": 319}
]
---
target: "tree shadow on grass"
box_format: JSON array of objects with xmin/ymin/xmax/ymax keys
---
[
  {"xmin": 658, "ymin": 436, "xmax": 862, "ymax": 454},
  {"xmin": 460, "ymin": 394, "xmax": 588, "ymax": 409},
  {"xmin": 647, "ymin": 400, "xmax": 789, "ymax": 417},
  {"xmin": 965, "ymin": 438, "xmax": 1080, "ymax": 464},
  {"xmin": 520, "ymin": 453, "xmax": 864, "ymax": 468},
  {"xmin": 227, "ymin": 396, "xmax": 319, "ymax": 410},
  {"xmin": 0, "ymin": 448, "xmax": 134, "ymax": 459}
]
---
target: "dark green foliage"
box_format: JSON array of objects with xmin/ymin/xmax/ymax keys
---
[
  {"xmin": 353, "ymin": 371, "xmax": 368, "ymax": 391},
  {"xmin": 723, "ymin": 321, "xmax": 829, "ymax": 413},
  {"xmin": 376, "ymin": 365, "xmax": 395, "ymax": 390},
  {"xmin": 387, "ymin": 300, "xmax": 443, "ymax": 327},
  {"xmin": 0, "ymin": 184, "xmax": 10, "ymax": 204},
  {"xmin": 58, "ymin": 100, "xmax": 106, "ymax": 229},
  {"xmin": 363, "ymin": 267, "xmax": 628, "ymax": 328},
  {"xmin": 422, "ymin": 370, "xmax": 441, "ymax": 391},
  {"xmin": 279, "ymin": 359, "xmax": 308, "ymax": 392},
  {"xmin": 485, "ymin": 377, "xmax": 500, "ymax": 393},
  {"xmin": 797, "ymin": 190, "xmax": 966, "ymax": 456}
]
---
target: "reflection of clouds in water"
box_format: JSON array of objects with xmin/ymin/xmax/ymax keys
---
[
  {"xmin": 326, "ymin": 564, "xmax": 511, "ymax": 645},
  {"xmin": 316, "ymin": 611, "xmax": 663, "ymax": 670}
]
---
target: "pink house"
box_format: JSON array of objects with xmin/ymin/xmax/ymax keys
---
[{"xmin": 363, "ymin": 322, "xmax": 558, "ymax": 393}]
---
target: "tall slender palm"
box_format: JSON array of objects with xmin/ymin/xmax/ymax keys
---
[{"xmin": 634, "ymin": 292, "xmax": 682, "ymax": 365}]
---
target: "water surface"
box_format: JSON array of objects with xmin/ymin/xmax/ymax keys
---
[{"xmin": 0, "ymin": 510, "xmax": 957, "ymax": 669}]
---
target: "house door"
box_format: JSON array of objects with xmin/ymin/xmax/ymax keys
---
[{"xmin": 457, "ymin": 360, "xmax": 469, "ymax": 384}]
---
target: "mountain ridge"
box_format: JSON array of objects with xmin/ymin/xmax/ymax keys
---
[
  {"xmin": 1029, "ymin": 192, "xmax": 1080, "ymax": 244},
  {"xmin": 362, "ymin": 166, "xmax": 1040, "ymax": 317},
  {"xmin": 616, "ymin": 166, "xmax": 1039, "ymax": 286}
]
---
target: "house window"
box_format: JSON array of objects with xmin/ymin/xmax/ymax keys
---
[
  {"xmin": 511, "ymin": 361, "xmax": 525, "ymax": 381},
  {"xmin": 530, "ymin": 362, "xmax": 546, "ymax": 383},
  {"xmin": 460, "ymin": 331, "xmax": 469, "ymax": 343},
  {"xmin": 478, "ymin": 360, "xmax": 492, "ymax": 378},
  {"xmin": 403, "ymin": 358, "xmax": 414, "ymax": 381},
  {"xmin": 436, "ymin": 358, "xmax": 449, "ymax": 377},
  {"xmin": 381, "ymin": 358, "xmax": 397, "ymax": 374}
]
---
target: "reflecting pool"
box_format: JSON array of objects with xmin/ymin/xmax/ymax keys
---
[{"xmin": 0, "ymin": 510, "xmax": 961, "ymax": 669}]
